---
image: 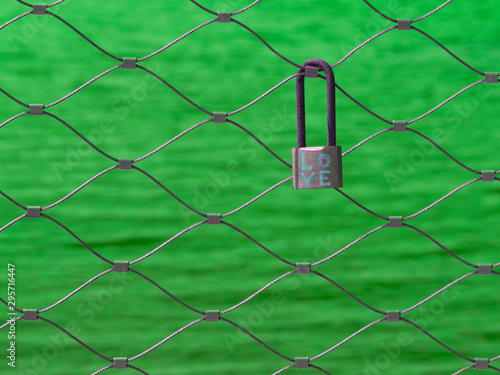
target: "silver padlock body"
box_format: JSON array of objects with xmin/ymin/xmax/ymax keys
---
[{"xmin": 292, "ymin": 146, "xmax": 343, "ymax": 189}]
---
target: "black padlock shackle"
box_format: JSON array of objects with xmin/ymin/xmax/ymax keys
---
[{"xmin": 296, "ymin": 59, "xmax": 336, "ymax": 148}]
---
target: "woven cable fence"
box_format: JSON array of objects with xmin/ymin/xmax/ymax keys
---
[{"xmin": 1, "ymin": 0, "xmax": 499, "ymax": 374}]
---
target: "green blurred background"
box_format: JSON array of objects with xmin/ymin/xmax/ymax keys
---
[{"xmin": 1, "ymin": 0, "xmax": 499, "ymax": 374}]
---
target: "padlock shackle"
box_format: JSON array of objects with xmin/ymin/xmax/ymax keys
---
[{"xmin": 296, "ymin": 59, "xmax": 336, "ymax": 148}]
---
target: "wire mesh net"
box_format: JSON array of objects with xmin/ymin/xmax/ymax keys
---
[{"xmin": 0, "ymin": 1, "xmax": 499, "ymax": 374}]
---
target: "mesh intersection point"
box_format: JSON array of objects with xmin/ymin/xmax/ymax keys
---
[
  {"xmin": 389, "ymin": 216, "xmax": 403, "ymax": 228},
  {"xmin": 386, "ymin": 311, "xmax": 400, "ymax": 322},
  {"xmin": 305, "ymin": 66, "xmax": 319, "ymax": 78},
  {"xmin": 475, "ymin": 359, "xmax": 489, "ymax": 370},
  {"xmin": 119, "ymin": 159, "xmax": 133, "ymax": 170},
  {"xmin": 23, "ymin": 309, "xmax": 38, "ymax": 321},
  {"xmin": 113, "ymin": 357, "xmax": 128, "ymax": 369},
  {"xmin": 478, "ymin": 264, "xmax": 492, "ymax": 275},
  {"xmin": 213, "ymin": 112, "xmax": 227, "ymax": 124},
  {"xmin": 29, "ymin": 104, "xmax": 44, "ymax": 115},
  {"xmin": 296, "ymin": 263, "xmax": 310, "ymax": 274},
  {"xmin": 207, "ymin": 213, "xmax": 221, "ymax": 225},
  {"xmin": 206, "ymin": 310, "xmax": 220, "ymax": 322},
  {"xmin": 217, "ymin": 12, "xmax": 232, "ymax": 23},
  {"xmin": 397, "ymin": 19, "xmax": 411, "ymax": 30},
  {"xmin": 27, "ymin": 206, "xmax": 41, "ymax": 218},
  {"xmin": 33, "ymin": 4, "xmax": 47, "ymax": 15},
  {"xmin": 393, "ymin": 120, "xmax": 407, "ymax": 132},
  {"xmin": 485, "ymin": 72, "xmax": 499, "ymax": 84},
  {"xmin": 294, "ymin": 357, "xmax": 309, "ymax": 369},
  {"xmin": 114, "ymin": 261, "xmax": 129, "ymax": 273},
  {"xmin": 122, "ymin": 58, "xmax": 137, "ymax": 69},
  {"xmin": 481, "ymin": 170, "xmax": 495, "ymax": 182}
]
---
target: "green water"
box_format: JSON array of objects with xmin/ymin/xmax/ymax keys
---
[{"xmin": 0, "ymin": 1, "xmax": 499, "ymax": 374}]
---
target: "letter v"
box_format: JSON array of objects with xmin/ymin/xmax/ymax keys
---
[{"xmin": 300, "ymin": 172, "xmax": 314, "ymax": 187}]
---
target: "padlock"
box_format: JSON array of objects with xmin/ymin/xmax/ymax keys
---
[{"xmin": 292, "ymin": 59, "xmax": 343, "ymax": 189}]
